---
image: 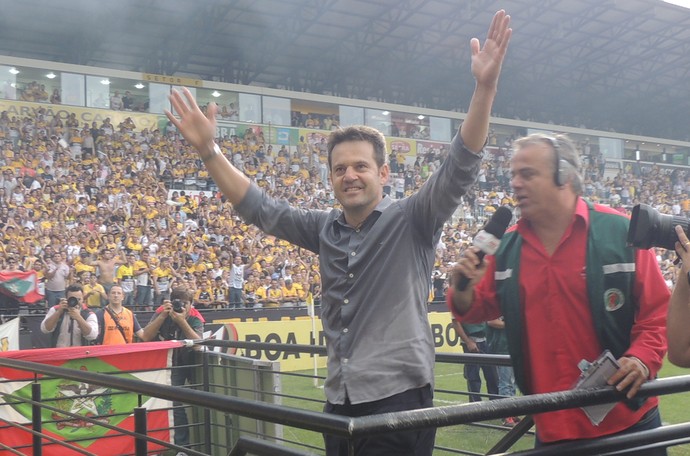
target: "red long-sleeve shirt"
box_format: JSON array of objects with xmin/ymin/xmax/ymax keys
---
[{"xmin": 448, "ymin": 199, "xmax": 669, "ymax": 442}]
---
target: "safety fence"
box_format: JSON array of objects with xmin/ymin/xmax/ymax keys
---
[{"xmin": 0, "ymin": 340, "xmax": 688, "ymax": 455}]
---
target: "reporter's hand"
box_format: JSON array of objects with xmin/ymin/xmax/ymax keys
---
[
  {"xmin": 607, "ymin": 356, "xmax": 649, "ymax": 399},
  {"xmin": 450, "ymin": 247, "xmax": 488, "ymax": 290},
  {"xmin": 674, "ymin": 225, "xmax": 690, "ymax": 271}
]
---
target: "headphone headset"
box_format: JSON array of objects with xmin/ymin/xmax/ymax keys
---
[
  {"xmin": 556, "ymin": 158, "xmax": 576, "ymax": 187},
  {"xmin": 546, "ymin": 136, "xmax": 575, "ymax": 187}
]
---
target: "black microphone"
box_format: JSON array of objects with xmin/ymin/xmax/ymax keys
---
[{"xmin": 455, "ymin": 206, "xmax": 512, "ymax": 292}]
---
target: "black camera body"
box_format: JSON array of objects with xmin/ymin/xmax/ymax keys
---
[
  {"xmin": 627, "ymin": 203, "xmax": 690, "ymax": 250},
  {"xmin": 67, "ymin": 296, "xmax": 80, "ymax": 308},
  {"xmin": 172, "ymin": 299, "xmax": 185, "ymax": 313}
]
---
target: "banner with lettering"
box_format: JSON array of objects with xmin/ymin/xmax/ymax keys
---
[
  {"xmin": 387, "ymin": 137, "xmax": 417, "ymax": 158},
  {"xmin": 0, "ymin": 99, "xmax": 160, "ymax": 131},
  {"xmin": 212, "ymin": 312, "xmax": 462, "ymax": 372},
  {"xmin": 0, "ymin": 341, "xmax": 180, "ymax": 455}
]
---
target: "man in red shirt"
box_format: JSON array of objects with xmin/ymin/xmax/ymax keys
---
[{"xmin": 448, "ymin": 133, "xmax": 669, "ymax": 454}]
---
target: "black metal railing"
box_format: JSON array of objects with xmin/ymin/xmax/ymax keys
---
[{"xmin": 0, "ymin": 341, "xmax": 689, "ymax": 455}]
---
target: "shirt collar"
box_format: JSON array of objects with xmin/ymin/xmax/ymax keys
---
[
  {"xmin": 334, "ymin": 195, "xmax": 392, "ymax": 228},
  {"xmin": 516, "ymin": 196, "xmax": 589, "ymax": 233}
]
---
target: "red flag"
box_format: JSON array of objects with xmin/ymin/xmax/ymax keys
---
[
  {"xmin": 0, "ymin": 270, "xmax": 43, "ymax": 304},
  {"xmin": 0, "ymin": 341, "xmax": 182, "ymax": 455}
]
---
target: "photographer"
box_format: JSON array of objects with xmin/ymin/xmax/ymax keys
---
[
  {"xmin": 40, "ymin": 283, "xmax": 98, "ymax": 347},
  {"xmin": 145, "ymin": 287, "xmax": 203, "ymax": 452},
  {"xmin": 668, "ymin": 225, "xmax": 690, "ymax": 367}
]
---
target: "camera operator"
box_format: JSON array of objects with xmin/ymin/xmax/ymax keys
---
[
  {"xmin": 668, "ymin": 225, "xmax": 690, "ymax": 367},
  {"xmin": 145, "ymin": 287, "xmax": 203, "ymax": 452},
  {"xmin": 40, "ymin": 283, "xmax": 98, "ymax": 347}
]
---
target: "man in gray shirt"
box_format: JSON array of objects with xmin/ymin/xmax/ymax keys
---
[{"xmin": 165, "ymin": 10, "xmax": 511, "ymax": 455}]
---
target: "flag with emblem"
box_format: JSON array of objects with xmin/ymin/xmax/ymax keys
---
[
  {"xmin": 0, "ymin": 341, "xmax": 181, "ymax": 455},
  {"xmin": 0, "ymin": 270, "xmax": 43, "ymax": 304}
]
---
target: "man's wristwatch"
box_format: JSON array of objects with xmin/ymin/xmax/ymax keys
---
[{"xmin": 201, "ymin": 143, "xmax": 222, "ymax": 163}]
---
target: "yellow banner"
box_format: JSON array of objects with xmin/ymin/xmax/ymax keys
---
[
  {"xmin": 143, "ymin": 73, "xmax": 203, "ymax": 87},
  {"xmin": 213, "ymin": 311, "xmax": 462, "ymax": 372},
  {"xmin": 387, "ymin": 137, "xmax": 417, "ymax": 157},
  {"xmin": 0, "ymin": 99, "xmax": 161, "ymax": 131}
]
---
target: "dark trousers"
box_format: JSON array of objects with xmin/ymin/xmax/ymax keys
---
[
  {"xmin": 171, "ymin": 364, "xmax": 193, "ymax": 448},
  {"xmin": 228, "ymin": 287, "xmax": 243, "ymax": 308},
  {"xmin": 136, "ymin": 285, "xmax": 152, "ymax": 307},
  {"xmin": 461, "ymin": 340, "xmax": 499, "ymax": 402},
  {"xmin": 323, "ymin": 385, "xmax": 435, "ymax": 456},
  {"xmin": 535, "ymin": 406, "xmax": 667, "ymax": 456}
]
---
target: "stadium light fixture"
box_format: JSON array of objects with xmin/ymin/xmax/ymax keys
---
[
  {"xmin": 100, "ymin": 79, "xmax": 111, "ymax": 85},
  {"xmin": 46, "ymin": 72, "xmax": 56, "ymax": 79},
  {"xmin": 662, "ymin": 0, "xmax": 690, "ymax": 9},
  {"xmin": 381, "ymin": 110, "xmax": 390, "ymax": 116},
  {"xmin": 134, "ymin": 83, "xmax": 145, "ymax": 89},
  {"xmin": 211, "ymin": 90, "xmax": 221, "ymax": 97},
  {"xmin": 8, "ymin": 68, "xmax": 19, "ymax": 75},
  {"xmin": 417, "ymin": 115, "xmax": 425, "ymax": 120}
]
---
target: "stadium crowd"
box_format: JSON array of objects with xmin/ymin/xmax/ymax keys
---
[{"xmin": 0, "ymin": 103, "xmax": 687, "ymax": 312}]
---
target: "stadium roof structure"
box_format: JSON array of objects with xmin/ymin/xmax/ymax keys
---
[{"xmin": 1, "ymin": 0, "xmax": 689, "ymax": 140}]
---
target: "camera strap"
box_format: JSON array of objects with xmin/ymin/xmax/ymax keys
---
[{"xmin": 105, "ymin": 306, "xmax": 129, "ymax": 343}]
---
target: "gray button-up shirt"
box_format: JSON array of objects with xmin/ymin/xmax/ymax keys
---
[{"xmin": 236, "ymin": 133, "xmax": 481, "ymax": 404}]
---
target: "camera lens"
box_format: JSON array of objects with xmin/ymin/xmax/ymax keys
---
[
  {"xmin": 172, "ymin": 299, "xmax": 184, "ymax": 313},
  {"xmin": 67, "ymin": 297, "xmax": 79, "ymax": 308},
  {"xmin": 628, "ymin": 203, "xmax": 690, "ymax": 250}
]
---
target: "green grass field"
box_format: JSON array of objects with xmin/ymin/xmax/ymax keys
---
[{"xmin": 279, "ymin": 359, "xmax": 690, "ymax": 455}]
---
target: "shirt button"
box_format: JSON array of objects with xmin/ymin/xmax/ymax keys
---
[
  {"xmin": 344, "ymin": 299, "xmax": 349, "ymax": 304},
  {"xmin": 343, "ymin": 358, "xmax": 348, "ymax": 364},
  {"xmin": 350, "ymin": 251, "xmax": 356, "ymax": 256},
  {"xmin": 348, "ymin": 273, "xmax": 354, "ymax": 278},
  {"xmin": 343, "ymin": 328, "xmax": 348, "ymax": 333}
]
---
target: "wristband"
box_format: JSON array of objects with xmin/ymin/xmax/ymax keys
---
[{"xmin": 201, "ymin": 143, "xmax": 222, "ymax": 163}]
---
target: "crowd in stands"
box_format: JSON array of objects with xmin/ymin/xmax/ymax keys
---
[
  {"xmin": 0, "ymin": 102, "xmax": 687, "ymax": 313},
  {"xmin": 291, "ymin": 112, "xmax": 340, "ymax": 131}
]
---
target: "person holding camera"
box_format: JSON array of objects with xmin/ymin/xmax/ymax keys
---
[
  {"xmin": 448, "ymin": 133, "xmax": 669, "ymax": 453},
  {"xmin": 40, "ymin": 283, "xmax": 99, "ymax": 347},
  {"xmin": 145, "ymin": 287, "xmax": 203, "ymax": 452},
  {"xmin": 668, "ymin": 225, "xmax": 690, "ymax": 367}
]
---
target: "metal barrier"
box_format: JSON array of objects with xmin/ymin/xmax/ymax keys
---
[{"xmin": 0, "ymin": 341, "xmax": 689, "ymax": 455}]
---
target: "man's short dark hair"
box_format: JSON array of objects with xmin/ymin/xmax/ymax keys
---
[
  {"xmin": 327, "ymin": 125, "xmax": 387, "ymax": 170},
  {"xmin": 66, "ymin": 283, "xmax": 83, "ymax": 294}
]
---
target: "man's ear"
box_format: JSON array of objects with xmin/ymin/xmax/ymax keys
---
[{"xmin": 379, "ymin": 163, "xmax": 390, "ymax": 185}]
